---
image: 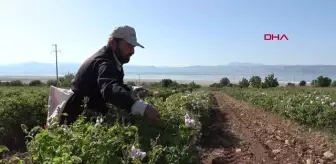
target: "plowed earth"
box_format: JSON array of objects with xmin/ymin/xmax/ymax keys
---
[{"xmin": 199, "ymin": 92, "xmax": 336, "ymax": 164}]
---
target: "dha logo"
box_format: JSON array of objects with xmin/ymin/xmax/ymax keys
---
[{"xmin": 264, "ymin": 34, "xmax": 288, "ymax": 41}]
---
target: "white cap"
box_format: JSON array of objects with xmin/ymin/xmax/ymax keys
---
[{"xmin": 109, "ymin": 25, "xmax": 144, "ymax": 48}]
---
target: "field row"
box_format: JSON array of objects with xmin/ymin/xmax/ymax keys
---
[
  {"xmin": 0, "ymin": 87, "xmax": 215, "ymax": 164},
  {"xmin": 220, "ymin": 87, "xmax": 336, "ymax": 131}
]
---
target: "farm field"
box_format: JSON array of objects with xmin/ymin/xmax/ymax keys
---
[
  {"xmin": 1, "ymin": 85, "xmax": 336, "ymax": 163},
  {"xmin": 0, "ymin": 86, "xmax": 218, "ymax": 164},
  {"xmin": 220, "ymin": 87, "xmax": 336, "ymax": 132}
]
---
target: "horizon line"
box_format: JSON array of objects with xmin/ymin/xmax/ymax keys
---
[{"xmin": 1, "ymin": 61, "xmax": 336, "ymax": 67}]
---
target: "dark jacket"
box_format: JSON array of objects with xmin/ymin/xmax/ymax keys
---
[{"xmin": 60, "ymin": 46, "xmax": 138, "ymax": 124}]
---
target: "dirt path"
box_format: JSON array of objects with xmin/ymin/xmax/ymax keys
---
[{"xmin": 200, "ymin": 92, "xmax": 336, "ymax": 164}]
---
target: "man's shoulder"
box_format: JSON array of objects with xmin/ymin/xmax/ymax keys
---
[
  {"xmin": 76, "ymin": 46, "xmax": 109, "ymax": 69},
  {"xmin": 80, "ymin": 46, "xmax": 113, "ymax": 65},
  {"xmin": 76, "ymin": 46, "xmax": 120, "ymax": 75},
  {"xmin": 90, "ymin": 46, "xmax": 107, "ymax": 59},
  {"xmin": 89, "ymin": 46, "xmax": 121, "ymax": 71},
  {"xmin": 91, "ymin": 46, "xmax": 114, "ymax": 62}
]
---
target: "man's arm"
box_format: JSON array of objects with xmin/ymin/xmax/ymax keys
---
[
  {"xmin": 95, "ymin": 61, "xmax": 147, "ymax": 116},
  {"xmin": 124, "ymin": 82, "xmax": 135, "ymax": 89}
]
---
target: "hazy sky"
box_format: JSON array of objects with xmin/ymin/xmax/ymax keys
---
[{"xmin": 0, "ymin": 0, "xmax": 335, "ymax": 66}]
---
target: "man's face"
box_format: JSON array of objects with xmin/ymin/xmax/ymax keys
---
[{"xmin": 114, "ymin": 40, "xmax": 135, "ymax": 64}]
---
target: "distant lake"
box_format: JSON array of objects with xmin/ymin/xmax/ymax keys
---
[
  {"xmin": 123, "ymin": 72, "xmax": 334, "ymax": 83},
  {"xmin": 1, "ymin": 63, "xmax": 336, "ymax": 83}
]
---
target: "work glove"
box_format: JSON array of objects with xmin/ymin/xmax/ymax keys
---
[{"xmin": 131, "ymin": 99, "xmax": 161, "ymax": 123}]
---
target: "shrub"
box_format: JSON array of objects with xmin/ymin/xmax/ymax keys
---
[
  {"xmin": 299, "ymin": 80, "xmax": 306, "ymax": 86},
  {"xmin": 262, "ymin": 73, "xmax": 279, "ymax": 88},
  {"xmin": 219, "ymin": 77, "xmax": 230, "ymax": 87},
  {"xmin": 238, "ymin": 78, "xmax": 249, "ymax": 88},
  {"xmin": 29, "ymin": 80, "xmax": 44, "ymax": 86},
  {"xmin": 0, "ymin": 88, "xmax": 48, "ymax": 151},
  {"xmin": 188, "ymin": 81, "xmax": 201, "ymax": 89},
  {"xmin": 249, "ymin": 76, "xmax": 262, "ymax": 88},
  {"xmin": 1, "ymin": 89, "xmax": 214, "ymax": 164},
  {"xmin": 311, "ymin": 76, "xmax": 332, "ymax": 87},
  {"xmin": 160, "ymin": 79, "xmax": 178, "ymax": 88},
  {"xmin": 0, "ymin": 81, "xmax": 10, "ymax": 86},
  {"xmin": 287, "ymin": 82, "xmax": 295, "ymax": 87},
  {"xmin": 209, "ymin": 83, "xmax": 222, "ymax": 88},
  {"xmin": 261, "ymin": 82, "xmax": 268, "ymax": 88},
  {"xmin": 221, "ymin": 87, "xmax": 336, "ymax": 132},
  {"xmin": 10, "ymin": 80, "xmax": 24, "ymax": 86}
]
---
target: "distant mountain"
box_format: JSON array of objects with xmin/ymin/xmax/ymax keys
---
[
  {"xmin": 227, "ymin": 62, "xmax": 264, "ymax": 66},
  {"xmin": 0, "ymin": 62, "xmax": 81, "ymax": 75},
  {"xmin": 1, "ymin": 62, "xmax": 336, "ymax": 82}
]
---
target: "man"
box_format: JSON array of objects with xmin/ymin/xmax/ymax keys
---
[{"xmin": 59, "ymin": 25, "xmax": 161, "ymax": 125}]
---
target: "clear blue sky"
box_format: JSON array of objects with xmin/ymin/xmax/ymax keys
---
[{"xmin": 0, "ymin": 0, "xmax": 335, "ymax": 66}]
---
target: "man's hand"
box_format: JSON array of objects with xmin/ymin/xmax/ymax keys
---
[
  {"xmin": 131, "ymin": 86, "xmax": 149, "ymax": 99},
  {"xmin": 132, "ymin": 86, "xmax": 148, "ymax": 92},
  {"xmin": 144, "ymin": 104, "xmax": 161, "ymax": 122}
]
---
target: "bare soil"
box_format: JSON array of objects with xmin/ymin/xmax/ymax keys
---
[{"xmin": 199, "ymin": 92, "xmax": 336, "ymax": 164}]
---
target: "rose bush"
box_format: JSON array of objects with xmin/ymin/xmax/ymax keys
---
[
  {"xmin": 221, "ymin": 87, "xmax": 336, "ymax": 130},
  {"xmin": 0, "ymin": 87, "xmax": 215, "ymax": 164}
]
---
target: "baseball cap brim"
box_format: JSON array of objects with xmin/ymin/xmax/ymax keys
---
[{"xmin": 125, "ymin": 38, "xmax": 144, "ymax": 48}]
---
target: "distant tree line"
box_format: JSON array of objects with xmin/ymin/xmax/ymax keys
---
[
  {"xmin": 0, "ymin": 75, "xmax": 202, "ymax": 91},
  {"xmin": 2, "ymin": 73, "xmax": 336, "ymax": 89},
  {"xmin": 209, "ymin": 73, "xmax": 336, "ymax": 88},
  {"xmin": 0, "ymin": 73, "xmax": 75, "ymax": 88},
  {"xmin": 126, "ymin": 79, "xmax": 201, "ymax": 91}
]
